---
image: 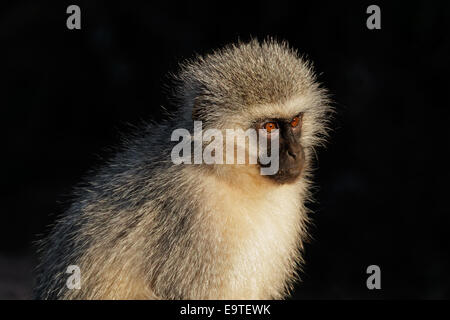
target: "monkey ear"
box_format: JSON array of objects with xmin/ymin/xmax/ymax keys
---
[
  {"xmin": 192, "ymin": 108, "xmax": 201, "ymax": 121},
  {"xmin": 189, "ymin": 82, "xmax": 209, "ymax": 121},
  {"xmin": 192, "ymin": 97, "xmax": 203, "ymax": 121}
]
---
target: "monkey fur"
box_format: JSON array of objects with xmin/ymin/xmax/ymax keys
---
[{"xmin": 34, "ymin": 39, "xmax": 332, "ymax": 299}]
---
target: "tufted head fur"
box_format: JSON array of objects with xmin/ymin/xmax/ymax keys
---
[{"xmin": 176, "ymin": 39, "xmax": 328, "ymax": 127}]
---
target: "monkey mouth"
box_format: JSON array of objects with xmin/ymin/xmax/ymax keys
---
[{"xmin": 263, "ymin": 166, "xmax": 303, "ymax": 184}]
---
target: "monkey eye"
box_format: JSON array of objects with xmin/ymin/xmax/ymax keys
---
[
  {"xmin": 290, "ymin": 114, "xmax": 303, "ymax": 128},
  {"xmin": 264, "ymin": 122, "xmax": 278, "ymax": 133}
]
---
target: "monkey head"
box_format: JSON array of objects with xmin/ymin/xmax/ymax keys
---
[{"xmin": 174, "ymin": 39, "xmax": 331, "ymax": 185}]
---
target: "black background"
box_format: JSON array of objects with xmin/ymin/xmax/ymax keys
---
[{"xmin": 0, "ymin": 0, "xmax": 449, "ymax": 299}]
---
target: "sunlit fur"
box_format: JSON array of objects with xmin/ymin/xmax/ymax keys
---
[{"xmin": 34, "ymin": 39, "xmax": 332, "ymax": 299}]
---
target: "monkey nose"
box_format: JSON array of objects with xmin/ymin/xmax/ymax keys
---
[
  {"xmin": 287, "ymin": 149, "xmax": 297, "ymax": 160},
  {"xmin": 285, "ymin": 148, "xmax": 305, "ymax": 171}
]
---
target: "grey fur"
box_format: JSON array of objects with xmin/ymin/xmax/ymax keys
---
[{"xmin": 34, "ymin": 39, "xmax": 332, "ymax": 300}]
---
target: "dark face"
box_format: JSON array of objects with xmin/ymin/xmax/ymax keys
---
[{"xmin": 257, "ymin": 113, "xmax": 305, "ymax": 184}]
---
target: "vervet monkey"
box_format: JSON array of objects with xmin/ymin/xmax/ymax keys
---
[{"xmin": 35, "ymin": 39, "xmax": 332, "ymax": 299}]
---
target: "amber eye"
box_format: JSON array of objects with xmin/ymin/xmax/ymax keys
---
[
  {"xmin": 290, "ymin": 114, "xmax": 302, "ymax": 128},
  {"xmin": 264, "ymin": 122, "xmax": 278, "ymax": 133}
]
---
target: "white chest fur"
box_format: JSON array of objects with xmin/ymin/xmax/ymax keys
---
[{"xmin": 204, "ymin": 175, "xmax": 305, "ymax": 299}]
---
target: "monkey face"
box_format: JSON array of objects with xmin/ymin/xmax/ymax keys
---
[{"xmin": 256, "ymin": 113, "xmax": 305, "ymax": 184}]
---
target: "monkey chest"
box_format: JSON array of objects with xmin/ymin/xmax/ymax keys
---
[{"xmin": 208, "ymin": 187, "xmax": 302, "ymax": 298}]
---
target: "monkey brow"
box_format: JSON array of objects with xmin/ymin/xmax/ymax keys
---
[{"xmin": 253, "ymin": 114, "xmax": 300, "ymax": 125}]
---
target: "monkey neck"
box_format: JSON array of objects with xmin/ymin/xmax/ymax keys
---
[
  {"xmin": 200, "ymin": 164, "xmax": 289, "ymax": 195},
  {"xmin": 193, "ymin": 165, "xmax": 305, "ymax": 299}
]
